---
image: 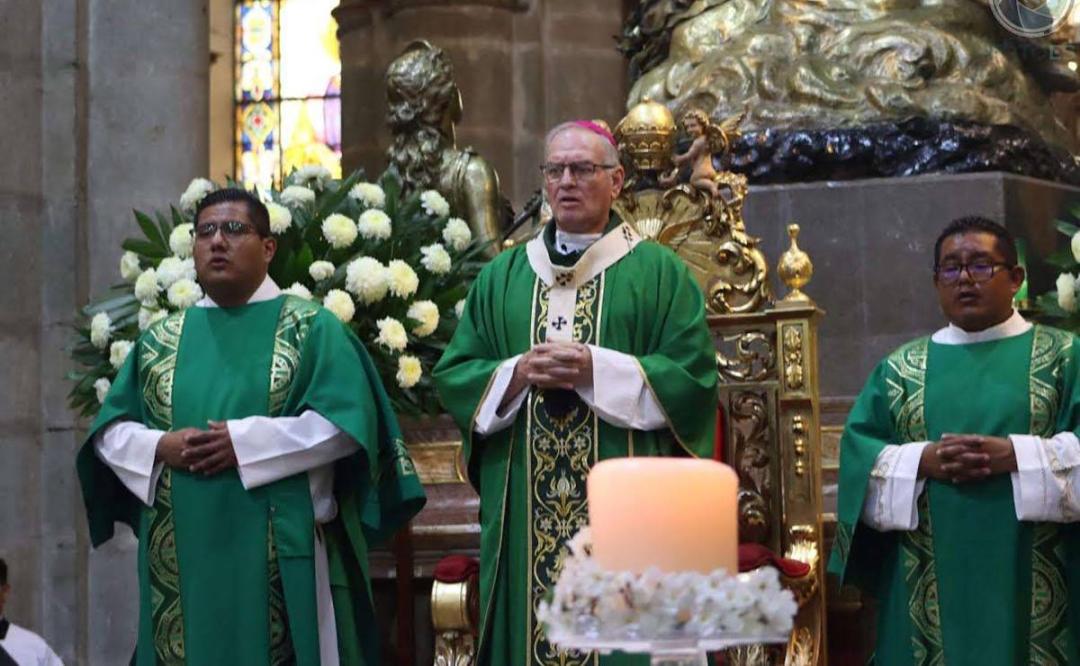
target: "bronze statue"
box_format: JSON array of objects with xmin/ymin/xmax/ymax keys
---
[{"xmin": 385, "ymin": 40, "xmax": 510, "ymax": 253}]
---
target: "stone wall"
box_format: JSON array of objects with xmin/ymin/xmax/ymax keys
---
[
  {"xmin": 0, "ymin": 2, "xmax": 208, "ymax": 663},
  {"xmin": 336, "ymin": 0, "xmax": 629, "ymax": 208}
]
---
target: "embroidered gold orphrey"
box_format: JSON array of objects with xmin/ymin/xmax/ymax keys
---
[
  {"xmin": 526, "ymin": 275, "xmax": 603, "ymax": 666},
  {"xmin": 885, "ymin": 327, "xmax": 1073, "ymax": 665}
]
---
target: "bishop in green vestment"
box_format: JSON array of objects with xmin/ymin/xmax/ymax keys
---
[
  {"xmin": 77, "ymin": 189, "xmax": 425, "ymax": 665},
  {"xmin": 829, "ymin": 217, "xmax": 1080, "ymax": 665},
  {"xmin": 433, "ymin": 121, "xmax": 718, "ymax": 666}
]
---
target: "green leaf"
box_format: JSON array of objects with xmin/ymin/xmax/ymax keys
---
[
  {"xmin": 134, "ymin": 210, "xmax": 167, "ymax": 248},
  {"xmin": 1056, "ymin": 220, "xmax": 1080, "ymax": 238},
  {"xmin": 1044, "ymin": 248, "xmax": 1078, "ymax": 271},
  {"xmin": 122, "ymin": 238, "xmax": 168, "ymax": 259}
]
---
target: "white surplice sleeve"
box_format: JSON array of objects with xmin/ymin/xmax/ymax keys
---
[
  {"xmin": 1010, "ymin": 432, "xmax": 1080, "ymax": 522},
  {"xmin": 228, "ymin": 410, "xmax": 355, "ymax": 489},
  {"xmin": 473, "ymin": 355, "xmax": 527, "ymax": 436},
  {"xmin": 577, "ymin": 346, "xmax": 666, "ymax": 431},
  {"xmin": 861, "ymin": 442, "xmax": 929, "ymax": 531},
  {"xmin": 94, "ymin": 421, "xmax": 166, "ymax": 506}
]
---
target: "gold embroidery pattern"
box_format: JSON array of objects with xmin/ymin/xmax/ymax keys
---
[
  {"xmin": 141, "ymin": 311, "xmax": 186, "ymax": 430},
  {"xmin": 268, "ymin": 521, "xmax": 296, "ymax": 665},
  {"xmin": 527, "ymin": 277, "xmax": 601, "ymax": 666},
  {"xmin": 148, "ymin": 468, "xmax": 185, "ymax": 665},
  {"xmin": 1028, "ymin": 326, "xmax": 1073, "ymax": 664},
  {"xmin": 269, "ymin": 296, "xmax": 320, "ymax": 417},
  {"xmin": 886, "ymin": 338, "xmax": 944, "ymax": 665}
]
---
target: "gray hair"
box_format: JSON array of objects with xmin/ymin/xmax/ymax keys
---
[{"xmin": 545, "ymin": 122, "xmax": 620, "ymax": 165}]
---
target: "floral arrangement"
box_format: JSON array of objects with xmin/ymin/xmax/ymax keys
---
[
  {"xmin": 1032, "ymin": 212, "xmax": 1080, "ymax": 324},
  {"xmin": 68, "ymin": 166, "xmax": 489, "ymax": 419},
  {"xmin": 537, "ymin": 528, "xmax": 797, "ymax": 646}
]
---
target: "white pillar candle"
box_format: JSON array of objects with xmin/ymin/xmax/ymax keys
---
[{"xmin": 587, "ymin": 457, "xmax": 739, "ymax": 574}]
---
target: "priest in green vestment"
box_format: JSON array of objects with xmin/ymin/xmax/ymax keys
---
[
  {"xmin": 433, "ymin": 120, "xmax": 718, "ymax": 666},
  {"xmin": 829, "ymin": 216, "xmax": 1080, "ymax": 665},
  {"xmin": 77, "ymin": 188, "xmax": 425, "ymax": 666}
]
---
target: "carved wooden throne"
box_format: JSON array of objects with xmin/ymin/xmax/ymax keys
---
[{"xmin": 610, "ymin": 100, "xmax": 828, "ymax": 666}]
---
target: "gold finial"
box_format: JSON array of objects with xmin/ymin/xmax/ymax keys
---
[{"xmin": 777, "ymin": 223, "xmax": 814, "ymax": 306}]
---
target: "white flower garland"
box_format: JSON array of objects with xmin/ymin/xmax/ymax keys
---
[{"xmin": 537, "ymin": 528, "xmax": 797, "ymax": 646}]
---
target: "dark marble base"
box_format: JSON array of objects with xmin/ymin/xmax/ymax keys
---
[
  {"xmin": 744, "ymin": 171, "xmax": 1080, "ymax": 402},
  {"xmin": 724, "ymin": 119, "xmax": 1080, "ymax": 186}
]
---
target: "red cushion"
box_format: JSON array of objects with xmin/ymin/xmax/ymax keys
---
[
  {"xmin": 434, "ymin": 555, "xmax": 480, "ymax": 583},
  {"xmin": 738, "ymin": 542, "xmax": 812, "ymax": 578}
]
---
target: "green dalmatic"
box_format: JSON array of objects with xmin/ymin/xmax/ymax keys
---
[
  {"xmin": 829, "ymin": 326, "xmax": 1080, "ymax": 666},
  {"xmin": 77, "ymin": 295, "xmax": 425, "ymax": 665}
]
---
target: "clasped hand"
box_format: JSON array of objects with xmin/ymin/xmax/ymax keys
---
[
  {"xmin": 919, "ymin": 433, "xmax": 1017, "ymax": 484},
  {"xmin": 156, "ymin": 421, "xmax": 238, "ymax": 476},
  {"xmin": 503, "ymin": 342, "xmax": 593, "ymax": 407}
]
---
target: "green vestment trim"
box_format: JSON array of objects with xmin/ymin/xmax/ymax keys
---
[
  {"xmin": 829, "ymin": 325, "xmax": 1080, "ymax": 666},
  {"xmin": 434, "ymin": 219, "xmax": 718, "ymax": 666},
  {"xmin": 78, "ymin": 295, "xmax": 425, "ymax": 666}
]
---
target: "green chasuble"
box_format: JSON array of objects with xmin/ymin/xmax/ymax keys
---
[
  {"xmin": 77, "ymin": 295, "xmax": 426, "ymax": 665},
  {"xmin": 828, "ymin": 325, "xmax": 1080, "ymax": 666},
  {"xmin": 433, "ymin": 218, "xmax": 718, "ymax": 666}
]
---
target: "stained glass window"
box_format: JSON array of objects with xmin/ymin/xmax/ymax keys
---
[{"xmin": 235, "ymin": 0, "xmax": 342, "ymax": 191}]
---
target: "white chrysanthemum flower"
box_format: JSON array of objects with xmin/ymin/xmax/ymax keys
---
[
  {"xmin": 134, "ymin": 268, "xmax": 161, "ymax": 305},
  {"xmin": 267, "ymin": 202, "xmax": 292, "ymax": 234},
  {"xmin": 1072, "ymin": 232, "xmax": 1080, "ymax": 264},
  {"xmin": 321, "ymin": 213, "xmax": 358, "ymax": 249},
  {"xmin": 396, "ymin": 354, "xmax": 422, "ymax": 389},
  {"xmin": 1058, "ymin": 273, "xmax": 1077, "ymax": 312},
  {"xmin": 94, "ymin": 377, "xmax": 112, "ymax": 405},
  {"xmin": 89, "ymin": 312, "xmax": 112, "ymax": 349},
  {"xmin": 454, "ymin": 299, "xmax": 465, "ymax": 319},
  {"xmin": 420, "ymin": 190, "xmax": 450, "ymax": 218},
  {"xmin": 179, "ymin": 178, "xmax": 215, "ymax": 213},
  {"xmin": 386, "ymin": 259, "xmax": 419, "ymax": 298},
  {"xmin": 282, "ymin": 282, "xmax": 313, "ymax": 300},
  {"xmin": 349, "ymin": 182, "xmax": 386, "ymax": 209},
  {"xmin": 443, "ymin": 217, "xmax": 472, "ymax": 251},
  {"xmin": 420, "ymin": 243, "xmax": 452, "ymax": 275},
  {"xmin": 167, "ymin": 278, "xmax": 203, "ymax": 309},
  {"xmin": 345, "ymin": 257, "xmax": 389, "ymax": 304},
  {"xmin": 280, "ymin": 185, "xmax": 316, "ymax": 208},
  {"xmin": 293, "ymin": 165, "xmax": 333, "ymax": 190},
  {"xmin": 308, "ymin": 260, "xmax": 335, "ymax": 282},
  {"xmin": 323, "ymin": 289, "xmax": 355, "ymax": 322},
  {"xmin": 119, "ymin": 251, "xmax": 142, "ymax": 282},
  {"xmin": 138, "ymin": 306, "xmax": 167, "ymax": 331},
  {"xmin": 156, "ymin": 257, "xmax": 190, "ymax": 288},
  {"xmin": 169, "ymin": 223, "xmax": 195, "ymax": 258},
  {"xmin": 109, "ymin": 340, "xmax": 134, "ymax": 370},
  {"xmin": 376, "ymin": 317, "xmax": 408, "ymax": 352},
  {"xmin": 357, "ymin": 209, "xmax": 392, "ymax": 241},
  {"xmin": 407, "ymin": 300, "xmax": 440, "ymax": 337}
]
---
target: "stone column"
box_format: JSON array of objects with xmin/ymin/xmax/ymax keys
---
[
  {"xmin": 337, "ymin": 0, "xmax": 629, "ymax": 207},
  {"xmin": 0, "ymin": 2, "xmax": 208, "ymax": 663}
]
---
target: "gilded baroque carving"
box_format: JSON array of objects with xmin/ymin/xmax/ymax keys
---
[
  {"xmin": 716, "ymin": 331, "xmax": 776, "ymax": 384},
  {"xmin": 731, "ymin": 391, "xmax": 772, "ymax": 544},
  {"xmin": 782, "ymin": 325, "xmax": 804, "ymax": 391},
  {"xmin": 434, "ymin": 632, "xmax": 476, "ymax": 666}
]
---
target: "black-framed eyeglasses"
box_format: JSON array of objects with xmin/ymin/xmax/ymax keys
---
[
  {"xmin": 539, "ymin": 161, "xmax": 618, "ymax": 183},
  {"xmin": 193, "ymin": 220, "xmax": 258, "ymax": 239},
  {"xmin": 933, "ymin": 261, "xmax": 1014, "ymax": 285}
]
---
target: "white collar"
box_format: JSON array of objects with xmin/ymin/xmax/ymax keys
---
[
  {"xmin": 196, "ymin": 275, "xmax": 281, "ymax": 308},
  {"xmin": 931, "ymin": 309, "xmax": 1031, "ymax": 345},
  {"xmin": 554, "ymin": 227, "xmax": 604, "ymax": 255}
]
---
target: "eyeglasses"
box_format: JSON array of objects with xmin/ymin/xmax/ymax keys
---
[
  {"xmin": 193, "ymin": 220, "xmax": 258, "ymax": 239},
  {"xmin": 539, "ymin": 161, "xmax": 618, "ymax": 183},
  {"xmin": 934, "ymin": 261, "xmax": 1013, "ymax": 285}
]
